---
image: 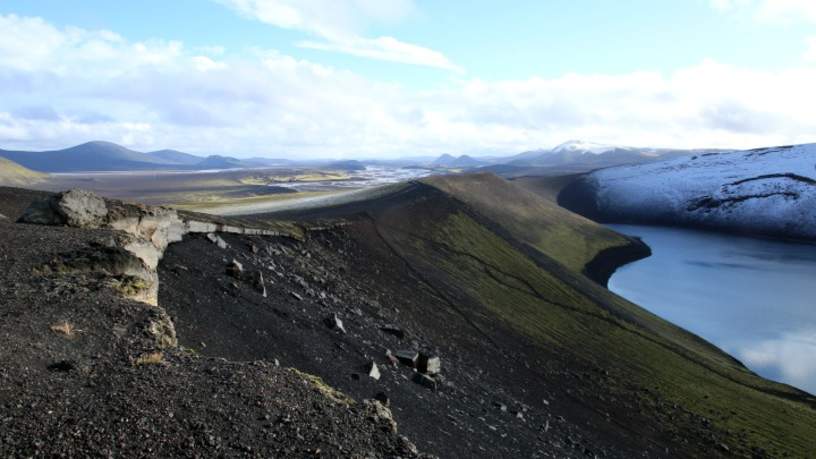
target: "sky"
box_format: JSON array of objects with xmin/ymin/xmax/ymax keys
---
[{"xmin": 1, "ymin": 0, "xmax": 816, "ymax": 158}]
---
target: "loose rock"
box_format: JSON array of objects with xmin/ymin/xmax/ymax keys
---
[
  {"xmin": 326, "ymin": 314, "xmax": 347, "ymax": 334},
  {"xmin": 366, "ymin": 361, "xmax": 381, "ymax": 381},
  {"xmin": 253, "ymin": 271, "xmax": 267, "ymax": 298},
  {"xmin": 394, "ymin": 350, "xmax": 419, "ymax": 367},
  {"xmin": 226, "ymin": 259, "xmax": 244, "ymax": 278},
  {"xmin": 418, "ymin": 354, "xmax": 441, "ymax": 375},
  {"xmin": 413, "ymin": 373, "xmax": 438, "ymax": 391},
  {"xmin": 206, "ymin": 233, "xmax": 228, "ymax": 249}
]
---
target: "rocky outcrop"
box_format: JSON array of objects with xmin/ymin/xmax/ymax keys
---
[
  {"xmin": 18, "ymin": 189, "xmax": 289, "ymax": 305},
  {"xmin": 19, "ymin": 189, "xmax": 108, "ymax": 228}
]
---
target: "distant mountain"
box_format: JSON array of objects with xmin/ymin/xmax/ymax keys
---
[
  {"xmin": 0, "ymin": 141, "xmax": 279, "ymax": 173},
  {"xmin": 432, "ymin": 154, "xmax": 486, "ymax": 168},
  {"xmin": 0, "ymin": 141, "xmax": 172, "ymax": 172},
  {"xmin": 146, "ymin": 149, "xmax": 204, "ymax": 166},
  {"xmin": 0, "ymin": 156, "xmax": 48, "ymax": 186},
  {"xmin": 551, "ymin": 140, "xmax": 621, "ymax": 155},
  {"xmin": 194, "ymin": 155, "xmax": 245, "ymax": 170},
  {"xmin": 504, "ymin": 140, "xmax": 695, "ymax": 171}
]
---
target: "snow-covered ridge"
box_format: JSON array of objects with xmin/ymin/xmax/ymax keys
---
[
  {"xmin": 576, "ymin": 143, "xmax": 816, "ymax": 240},
  {"xmin": 552, "ymin": 140, "xmax": 626, "ymax": 155}
]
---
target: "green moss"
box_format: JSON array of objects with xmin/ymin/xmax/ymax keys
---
[
  {"xmin": 424, "ymin": 174, "xmax": 629, "ymax": 272},
  {"xmin": 398, "ymin": 208, "xmax": 816, "ymax": 457},
  {"xmin": 289, "ymin": 368, "xmax": 355, "ymax": 406}
]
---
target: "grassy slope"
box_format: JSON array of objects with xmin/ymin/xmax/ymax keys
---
[
  {"xmin": 0, "ymin": 157, "xmax": 47, "ymax": 186},
  {"xmin": 371, "ymin": 180, "xmax": 816, "ymax": 457},
  {"xmin": 424, "ymin": 173, "xmax": 630, "ymax": 272}
]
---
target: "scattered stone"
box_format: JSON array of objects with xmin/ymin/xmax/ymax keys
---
[
  {"xmin": 394, "ymin": 350, "xmax": 419, "ymax": 367},
  {"xmin": 413, "ymin": 373, "xmax": 437, "ymax": 390},
  {"xmin": 385, "ymin": 350, "xmax": 399, "ymax": 367},
  {"xmin": 226, "ymin": 259, "xmax": 244, "ymax": 278},
  {"xmin": 0, "ymin": 212, "xmax": 6, "ymax": 220},
  {"xmin": 366, "ymin": 361, "xmax": 381, "ymax": 381},
  {"xmin": 325, "ymin": 314, "xmax": 347, "ymax": 334},
  {"xmin": 250, "ymin": 243, "xmax": 259, "ymax": 254},
  {"xmin": 418, "ymin": 354, "xmax": 441, "ymax": 375},
  {"xmin": 494, "ymin": 402, "xmax": 507, "ymax": 412},
  {"xmin": 206, "ymin": 233, "xmax": 228, "ymax": 249},
  {"xmin": 515, "ymin": 411, "xmax": 525, "ymax": 421},
  {"xmin": 253, "ymin": 271, "xmax": 267, "ymax": 297},
  {"xmin": 290, "ymin": 291, "xmax": 303, "ymax": 301},
  {"xmin": 380, "ymin": 325, "xmax": 405, "ymax": 339}
]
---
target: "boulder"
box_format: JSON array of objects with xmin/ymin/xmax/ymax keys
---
[
  {"xmin": 418, "ymin": 354, "xmax": 441, "ymax": 375},
  {"xmin": 394, "ymin": 350, "xmax": 419, "ymax": 367},
  {"xmin": 58, "ymin": 189, "xmax": 109, "ymax": 228},
  {"xmin": 19, "ymin": 189, "xmax": 108, "ymax": 228}
]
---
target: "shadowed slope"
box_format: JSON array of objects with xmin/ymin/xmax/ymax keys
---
[{"xmin": 248, "ymin": 176, "xmax": 816, "ymax": 457}]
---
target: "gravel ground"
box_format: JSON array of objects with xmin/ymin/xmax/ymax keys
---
[{"xmin": 0, "ymin": 187, "xmax": 428, "ymax": 458}]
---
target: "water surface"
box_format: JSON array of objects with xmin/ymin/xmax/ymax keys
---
[{"xmin": 607, "ymin": 224, "xmax": 816, "ymax": 394}]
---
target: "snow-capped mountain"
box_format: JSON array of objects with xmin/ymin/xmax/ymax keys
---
[
  {"xmin": 559, "ymin": 144, "xmax": 816, "ymax": 240},
  {"xmin": 551, "ymin": 140, "xmax": 625, "ymax": 155},
  {"xmin": 505, "ymin": 140, "xmax": 691, "ymax": 170}
]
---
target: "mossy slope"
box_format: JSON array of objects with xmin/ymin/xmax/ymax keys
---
[{"xmin": 371, "ymin": 179, "xmax": 816, "ymax": 457}]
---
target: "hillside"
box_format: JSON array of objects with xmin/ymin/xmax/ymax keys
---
[
  {"xmin": 1, "ymin": 176, "xmax": 815, "ymax": 457},
  {"xmin": 559, "ymin": 143, "xmax": 816, "ymax": 241},
  {"xmin": 249, "ymin": 175, "xmax": 816, "ymax": 457},
  {"xmin": 0, "ymin": 157, "xmax": 48, "ymax": 186},
  {"xmin": 424, "ymin": 173, "xmax": 638, "ymax": 273}
]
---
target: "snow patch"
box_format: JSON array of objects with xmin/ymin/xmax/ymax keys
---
[{"xmin": 587, "ymin": 143, "xmax": 816, "ymax": 239}]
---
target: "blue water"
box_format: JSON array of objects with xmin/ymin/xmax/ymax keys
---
[{"xmin": 607, "ymin": 224, "xmax": 816, "ymax": 394}]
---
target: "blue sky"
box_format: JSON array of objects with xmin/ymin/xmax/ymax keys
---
[{"xmin": 1, "ymin": 0, "xmax": 816, "ymax": 157}]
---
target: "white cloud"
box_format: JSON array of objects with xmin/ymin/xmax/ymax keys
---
[
  {"xmin": 756, "ymin": 0, "xmax": 816, "ymax": 23},
  {"xmin": 709, "ymin": 0, "xmax": 751, "ymax": 12},
  {"xmin": 298, "ymin": 36, "xmax": 462, "ymax": 72},
  {"xmin": 216, "ymin": 0, "xmax": 459, "ymax": 71},
  {"xmin": 710, "ymin": 0, "xmax": 816, "ymax": 23},
  {"xmin": 2, "ymin": 14, "xmax": 816, "ymax": 157},
  {"xmin": 804, "ymin": 37, "xmax": 816, "ymax": 62},
  {"xmin": 740, "ymin": 328, "xmax": 816, "ymax": 393}
]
